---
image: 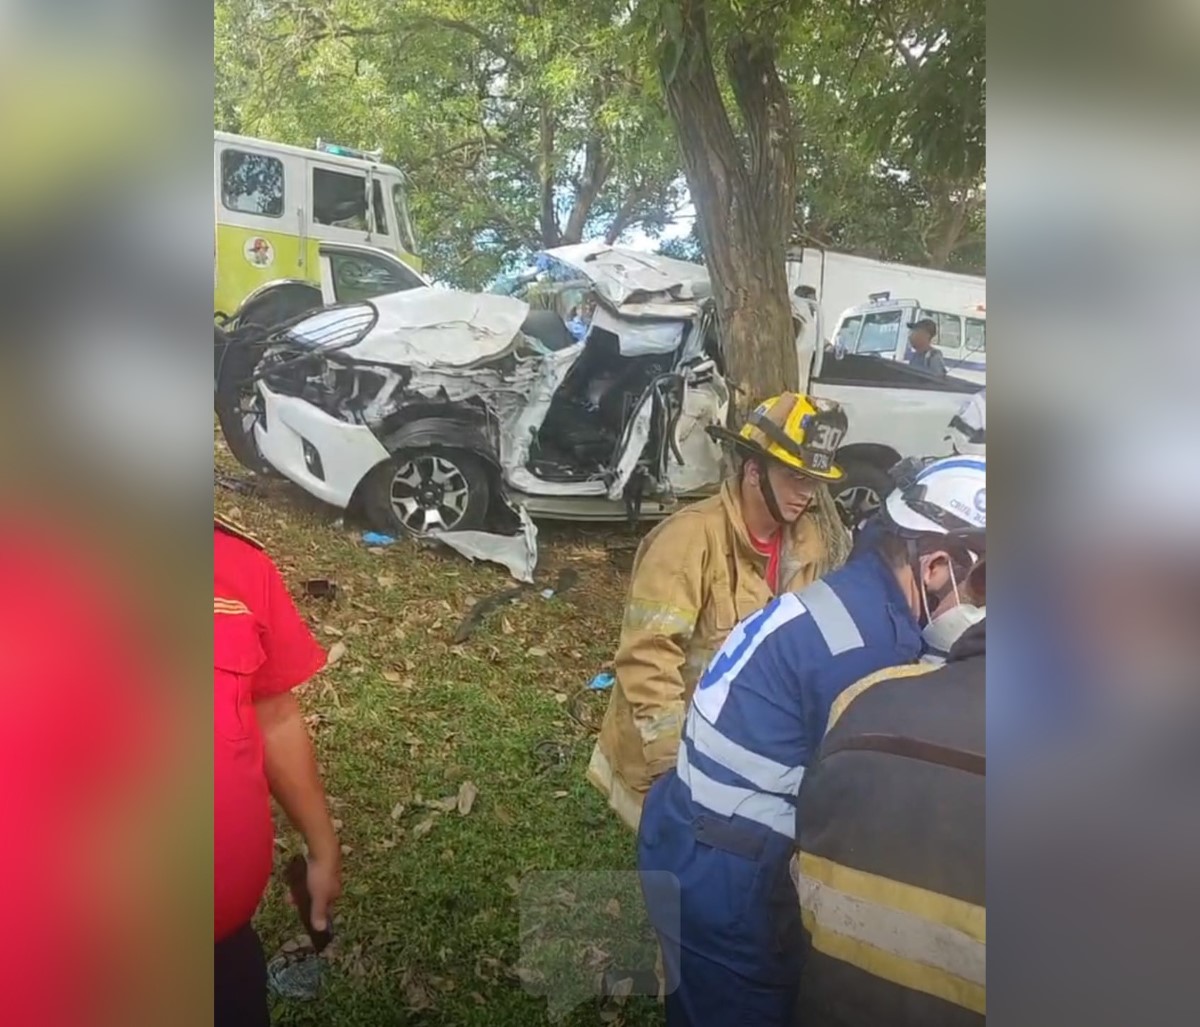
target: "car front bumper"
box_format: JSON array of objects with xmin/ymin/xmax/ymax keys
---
[{"xmin": 253, "ymin": 385, "xmax": 390, "ymax": 510}]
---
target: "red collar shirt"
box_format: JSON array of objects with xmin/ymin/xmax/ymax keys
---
[{"xmin": 214, "ymin": 525, "xmax": 325, "ymax": 941}]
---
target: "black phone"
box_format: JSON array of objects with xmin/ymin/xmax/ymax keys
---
[{"xmin": 284, "ymin": 854, "xmax": 334, "ymax": 954}]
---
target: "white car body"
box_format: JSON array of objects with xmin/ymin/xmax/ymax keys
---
[{"xmin": 237, "ymin": 245, "xmax": 981, "ymax": 576}]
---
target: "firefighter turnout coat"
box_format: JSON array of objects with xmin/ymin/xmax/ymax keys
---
[
  {"xmin": 587, "ymin": 480, "xmax": 849, "ymax": 830},
  {"xmin": 794, "ymin": 619, "xmax": 987, "ymax": 1026}
]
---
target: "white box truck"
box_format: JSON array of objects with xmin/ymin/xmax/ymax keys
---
[{"xmin": 787, "ymin": 247, "xmax": 985, "ymax": 339}]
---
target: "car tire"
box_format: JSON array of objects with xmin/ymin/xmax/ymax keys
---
[
  {"xmin": 214, "ymin": 327, "xmax": 272, "ymax": 474},
  {"xmin": 830, "ymin": 458, "xmax": 894, "ymax": 530},
  {"xmin": 363, "ymin": 448, "xmax": 492, "ymax": 538}
]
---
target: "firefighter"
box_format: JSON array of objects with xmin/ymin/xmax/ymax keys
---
[
  {"xmin": 587, "ymin": 394, "xmax": 852, "ymax": 831},
  {"xmin": 793, "ymin": 613, "xmax": 986, "ymax": 1025},
  {"xmin": 636, "ymin": 455, "xmax": 986, "ymax": 1027}
]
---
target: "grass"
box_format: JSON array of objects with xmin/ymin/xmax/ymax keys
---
[{"xmin": 216, "ymin": 436, "xmax": 663, "ymax": 1026}]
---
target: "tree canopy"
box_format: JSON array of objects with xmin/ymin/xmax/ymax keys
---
[{"xmin": 215, "ymin": 0, "xmax": 985, "ymax": 289}]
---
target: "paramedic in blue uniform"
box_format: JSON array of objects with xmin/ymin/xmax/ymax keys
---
[{"xmin": 636, "ymin": 454, "xmax": 988, "ymax": 1027}]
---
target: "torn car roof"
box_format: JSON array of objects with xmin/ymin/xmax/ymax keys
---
[{"xmin": 544, "ymin": 243, "xmax": 711, "ymax": 318}]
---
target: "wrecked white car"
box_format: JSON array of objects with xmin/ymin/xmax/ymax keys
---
[{"xmin": 215, "ymin": 244, "xmax": 733, "ymax": 574}]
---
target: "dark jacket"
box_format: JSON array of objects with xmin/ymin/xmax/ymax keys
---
[{"xmin": 793, "ymin": 620, "xmax": 986, "ymax": 1027}]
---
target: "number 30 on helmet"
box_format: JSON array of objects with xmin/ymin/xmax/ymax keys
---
[{"xmin": 708, "ymin": 393, "xmax": 849, "ymax": 481}]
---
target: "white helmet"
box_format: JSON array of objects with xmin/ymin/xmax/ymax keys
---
[
  {"xmin": 883, "ymin": 454, "xmax": 986, "ymax": 551},
  {"xmin": 946, "ymin": 390, "xmax": 986, "ymax": 456}
]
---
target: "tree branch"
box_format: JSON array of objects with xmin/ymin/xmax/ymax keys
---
[
  {"xmin": 406, "ymin": 15, "xmax": 528, "ymax": 75},
  {"xmin": 561, "ymin": 134, "xmax": 613, "ymax": 244},
  {"xmin": 604, "ymin": 181, "xmax": 654, "ymax": 244}
]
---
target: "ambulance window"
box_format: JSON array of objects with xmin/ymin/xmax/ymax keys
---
[
  {"xmin": 965, "ymin": 317, "xmax": 986, "ymax": 352},
  {"xmin": 833, "ymin": 315, "xmax": 862, "ymax": 351},
  {"xmin": 920, "ymin": 309, "xmax": 963, "ymax": 351},
  {"xmin": 313, "ymin": 168, "xmax": 368, "ymax": 230},
  {"xmin": 858, "ymin": 310, "xmax": 902, "ymax": 354},
  {"xmin": 221, "ymin": 150, "xmax": 284, "ymax": 218},
  {"xmin": 371, "ymin": 180, "xmax": 389, "ymax": 235}
]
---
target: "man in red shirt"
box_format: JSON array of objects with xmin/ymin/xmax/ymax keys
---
[{"xmin": 214, "ymin": 516, "xmax": 342, "ymax": 1026}]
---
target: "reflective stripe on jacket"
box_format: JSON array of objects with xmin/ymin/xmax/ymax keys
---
[
  {"xmin": 794, "ymin": 620, "xmax": 987, "ymax": 1026},
  {"xmin": 675, "ymin": 550, "xmax": 923, "ymax": 843},
  {"xmin": 588, "ymin": 480, "xmax": 849, "ymax": 830}
]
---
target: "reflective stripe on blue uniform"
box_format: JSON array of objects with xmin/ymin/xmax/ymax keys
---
[{"xmin": 637, "ymin": 548, "xmax": 923, "ymax": 1027}]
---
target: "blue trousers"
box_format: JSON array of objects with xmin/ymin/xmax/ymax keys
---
[{"xmin": 638, "ymin": 772, "xmax": 803, "ymax": 1027}]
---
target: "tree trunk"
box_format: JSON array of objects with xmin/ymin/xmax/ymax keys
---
[
  {"xmin": 538, "ymin": 106, "xmax": 560, "ymax": 248},
  {"xmin": 659, "ymin": 0, "xmax": 799, "ymax": 413}
]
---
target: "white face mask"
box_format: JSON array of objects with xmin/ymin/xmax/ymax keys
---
[{"xmin": 921, "ymin": 603, "xmax": 986, "ymax": 665}]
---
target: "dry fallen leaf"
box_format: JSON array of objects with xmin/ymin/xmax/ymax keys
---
[
  {"xmin": 412, "ymin": 817, "xmax": 436, "ymax": 840},
  {"xmin": 340, "ymin": 844, "xmax": 353, "ymax": 856},
  {"xmin": 390, "ymin": 802, "xmax": 406, "ymax": 821},
  {"xmin": 331, "ymin": 818, "xmax": 344, "ymax": 832},
  {"xmin": 609, "ymin": 975, "xmax": 634, "ymax": 1004},
  {"xmin": 604, "ymin": 898, "xmax": 622, "ymax": 919},
  {"xmin": 457, "ymin": 780, "xmax": 479, "ymax": 816},
  {"xmin": 383, "ymin": 670, "xmax": 402, "ymax": 684},
  {"xmin": 325, "ymin": 641, "xmax": 347, "ymax": 668},
  {"xmin": 322, "ymin": 625, "xmax": 345, "ymax": 637},
  {"xmin": 377, "ymin": 574, "xmax": 396, "ymax": 588},
  {"xmin": 527, "ymin": 646, "xmax": 549, "ymax": 658},
  {"xmin": 402, "ymin": 969, "xmax": 436, "ymax": 1012},
  {"xmin": 428, "ymin": 795, "xmax": 459, "ymax": 813},
  {"xmin": 227, "ymin": 506, "xmax": 243, "ymax": 522},
  {"xmin": 501, "ymin": 616, "xmax": 515, "ymax": 635},
  {"xmin": 553, "ymin": 692, "xmax": 568, "ymax": 704},
  {"xmin": 552, "ymin": 790, "xmax": 569, "ymax": 799},
  {"xmin": 505, "ymin": 875, "xmax": 521, "ymax": 896},
  {"xmin": 512, "ymin": 965, "xmax": 544, "ymax": 986}
]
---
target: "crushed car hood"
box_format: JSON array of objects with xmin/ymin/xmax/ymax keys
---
[
  {"xmin": 290, "ymin": 288, "xmax": 530, "ymax": 369},
  {"xmin": 545, "ymin": 243, "xmax": 712, "ymax": 319}
]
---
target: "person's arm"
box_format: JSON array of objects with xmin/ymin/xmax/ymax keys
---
[
  {"xmin": 931, "ymin": 348, "xmax": 948, "ymax": 376},
  {"xmin": 256, "ymin": 695, "xmax": 341, "ymax": 930},
  {"xmin": 613, "ymin": 517, "xmax": 708, "ymax": 782},
  {"xmin": 251, "ymin": 552, "xmax": 341, "ymax": 929}
]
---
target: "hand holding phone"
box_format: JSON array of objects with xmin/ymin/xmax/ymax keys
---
[{"xmin": 284, "ymin": 854, "xmax": 334, "ymax": 954}]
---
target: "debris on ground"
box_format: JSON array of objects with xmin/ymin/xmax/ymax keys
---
[
  {"xmin": 302, "ymin": 578, "xmax": 339, "ymax": 600},
  {"xmin": 216, "ymin": 472, "xmax": 258, "ymax": 495},
  {"xmin": 540, "ymin": 566, "xmax": 580, "ymax": 600},
  {"xmin": 267, "ymin": 946, "xmax": 324, "ymax": 1001},
  {"xmin": 430, "ymin": 506, "xmax": 538, "ymax": 582},
  {"xmin": 362, "ymin": 531, "xmax": 397, "ymax": 546},
  {"xmin": 587, "ymin": 671, "xmax": 616, "ymax": 691},
  {"xmin": 452, "ymin": 585, "xmax": 531, "ymax": 644}
]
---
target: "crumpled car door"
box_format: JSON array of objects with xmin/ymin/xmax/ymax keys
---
[{"xmin": 605, "ymin": 360, "xmax": 728, "ymax": 502}]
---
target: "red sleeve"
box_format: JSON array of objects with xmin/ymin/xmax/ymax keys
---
[{"xmin": 252, "ymin": 553, "xmax": 326, "ymax": 699}]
